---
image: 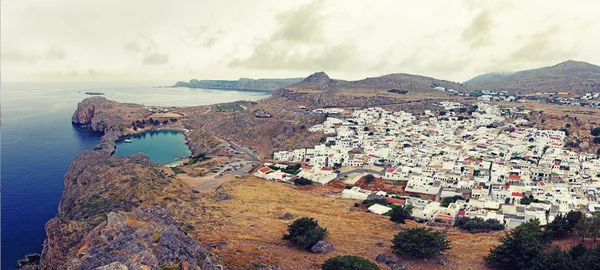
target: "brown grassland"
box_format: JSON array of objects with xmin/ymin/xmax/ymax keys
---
[{"xmin": 183, "ymin": 178, "xmax": 504, "ymax": 270}]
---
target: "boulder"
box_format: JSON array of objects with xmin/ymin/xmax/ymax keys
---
[{"xmin": 310, "ymin": 240, "xmax": 334, "ymax": 254}]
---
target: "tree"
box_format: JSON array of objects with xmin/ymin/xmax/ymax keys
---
[
  {"xmin": 364, "ymin": 174, "xmax": 375, "ymax": 183},
  {"xmin": 363, "ymin": 126, "xmax": 369, "ymax": 131},
  {"xmin": 454, "ymin": 216, "xmax": 504, "ymax": 233},
  {"xmin": 591, "ymin": 127, "xmax": 600, "ymax": 136},
  {"xmin": 529, "ymin": 247, "xmax": 576, "ymax": 270},
  {"xmin": 577, "ymin": 244, "xmax": 600, "ymax": 269},
  {"xmin": 484, "ymin": 220, "xmax": 548, "ymax": 270},
  {"xmin": 321, "ymin": 255, "xmax": 378, "ymax": 270},
  {"xmin": 282, "ymin": 217, "xmax": 327, "ymax": 250},
  {"xmin": 594, "ymin": 137, "xmax": 600, "ymax": 144},
  {"xmin": 441, "ymin": 195, "xmax": 463, "ymax": 207},
  {"xmin": 294, "ymin": 177, "xmax": 312, "ymax": 186},
  {"xmin": 546, "ymin": 211, "xmax": 582, "ymax": 238},
  {"xmin": 575, "ymin": 216, "xmax": 592, "ymax": 243},
  {"xmin": 439, "ymin": 111, "xmax": 447, "ymax": 116},
  {"xmin": 391, "ymin": 227, "xmax": 451, "ymax": 258},
  {"xmin": 569, "ymin": 243, "xmax": 588, "ymax": 260},
  {"xmin": 162, "ymin": 119, "xmax": 169, "ymax": 125},
  {"xmin": 389, "ymin": 204, "xmax": 412, "ymax": 226}
]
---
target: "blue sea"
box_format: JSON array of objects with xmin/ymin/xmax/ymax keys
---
[{"xmin": 0, "ymin": 82, "xmax": 270, "ymax": 269}]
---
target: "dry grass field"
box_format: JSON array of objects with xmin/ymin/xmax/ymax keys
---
[{"xmin": 184, "ymin": 178, "xmax": 503, "ymax": 270}]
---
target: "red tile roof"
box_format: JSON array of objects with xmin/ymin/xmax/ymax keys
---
[
  {"xmin": 386, "ymin": 168, "xmax": 395, "ymax": 173},
  {"xmin": 385, "ymin": 198, "xmax": 405, "ymax": 205},
  {"xmin": 258, "ymin": 167, "xmax": 272, "ymax": 173},
  {"xmin": 512, "ymin": 192, "xmax": 523, "ymax": 197},
  {"xmin": 321, "ymin": 167, "xmax": 332, "ymax": 171},
  {"xmin": 509, "ymin": 175, "xmax": 521, "ymax": 179}
]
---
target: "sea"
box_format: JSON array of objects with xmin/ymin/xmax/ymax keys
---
[{"xmin": 0, "ymin": 82, "xmax": 270, "ymax": 269}]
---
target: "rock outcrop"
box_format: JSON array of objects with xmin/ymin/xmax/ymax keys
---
[
  {"xmin": 72, "ymin": 97, "xmax": 148, "ymax": 154},
  {"xmin": 34, "ymin": 151, "xmax": 220, "ymax": 269}
]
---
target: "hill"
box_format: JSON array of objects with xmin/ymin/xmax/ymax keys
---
[
  {"xmin": 274, "ymin": 71, "xmax": 467, "ymax": 107},
  {"xmin": 173, "ymin": 77, "xmax": 304, "ymax": 91},
  {"xmin": 464, "ymin": 60, "xmax": 600, "ymax": 95}
]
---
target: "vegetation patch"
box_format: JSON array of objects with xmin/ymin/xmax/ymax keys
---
[
  {"xmin": 282, "ymin": 217, "xmax": 327, "ymax": 250},
  {"xmin": 391, "ymin": 227, "xmax": 451, "ymax": 258},
  {"xmin": 321, "ymin": 255, "xmax": 378, "ymax": 270},
  {"xmin": 454, "ymin": 216, "xmax": 504, "ymax": 233},
  {"xmin": 217, "ymin": 105, "xmax": 244, "ymax": 111},
  {"xmin": 387, "ymin": 89, "xmax": 409, "ymax": 94}
]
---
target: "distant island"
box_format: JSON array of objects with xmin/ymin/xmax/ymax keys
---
[
  {"xmin": 173, "ymin": 77, "xmax": 304, "ymax": 91},
  {"xmin": 85, "ymin": 92, "xmax": 105, "ymax": 96}
]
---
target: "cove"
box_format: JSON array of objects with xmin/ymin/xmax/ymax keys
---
[{"xmin": 113, "ymin": 129, "xmax": 192, "ymax": 164}]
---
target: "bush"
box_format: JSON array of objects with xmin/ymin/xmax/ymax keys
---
[
  {"xmin": 391, "ymin": 227, "xmax": 451, "ymax": 258},
  {"xmin": 362, "ymin": 198, "xmax": 390, "ymax": 207},
  {"xmin": 364, "ymin": 174, "xmax": 375, "ymax": 183},
  {"xmin": 594, "ymin": 137, "xmax": 600, "ymax": 144},
  {"xmin": 591, "ymin": 127, "xmax": 600, "ymax": 136},
  {"xmin": 454, "ymin": 216, "xmax": 504, "ymax": 233},
  {"xmin": 529, "ymin": 247, "xmax": 576, "ymax": 270},
  {"xmin": 282, "ymin": 217, "xmax": 327, "ymax": 250},
  {"xmin": 171, "ymin": 167, "xmax": 186, "ymax": 174},
  {"xmin": 440, "ymin": 195, "xmax": 463, "ymax": 207},
  {"xmin": 387, "ymin": 89, "xmax": 409, "ymax": 95},
  {"xmin": 294, "ymin": 177, "xmax": 312, "ymax": 186},
  {"xmin": 321, "ymin": 255, "xmax": 378, "ymax": 270},
  {"xmin": 389, "ymin": 204, "xmax": 412, "ymax": 225}
]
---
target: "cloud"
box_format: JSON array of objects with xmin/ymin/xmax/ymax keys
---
[
  {"xmin": 229, "ymin": 1, "xmax": 357, "ymax": 71},
  {"xmin": 509, "ymin": 27, "xmax": 571, "ymax": 63},
  {"xmin": 271, "ymin": 1, "xmax": 325, "ymax": 43},
  {"xmin": 124, "ymin": 41, "xmax": 141, "ymax": 52},
  {"xmin": 462, "ymin": 11, "xmax": 494, "ymax": 48},
  {"xmin": 142, "ymin": 52, "xmax": 169, "ymax": 65},
  {"xmin": 1, "ymin": 47, "xmax": 65, "ymax": 63}
]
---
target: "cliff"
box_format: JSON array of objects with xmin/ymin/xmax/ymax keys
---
[
  {"xmin": 34, "ymin": 151, "xmax": 220, "ymax": 269},
  {"xmin": 173, "ymin": 77, "xmax": 303, "ymax": 91}
]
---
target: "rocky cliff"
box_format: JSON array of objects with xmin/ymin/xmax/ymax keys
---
[{"xmin": 32, "ymin": 151, "xmax": 220, "ymax": 269}]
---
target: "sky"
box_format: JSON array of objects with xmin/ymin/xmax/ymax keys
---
[{"xmin": 2, "ymin": 0, "xmax": 599, "ymax": 83}]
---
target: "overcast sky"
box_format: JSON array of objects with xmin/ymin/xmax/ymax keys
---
[{"xmin": 2, "ymin": 0, "xmax": 599, "ymax": 83}]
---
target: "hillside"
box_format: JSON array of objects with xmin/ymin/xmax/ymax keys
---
[
  {"xmin": 464, "ymin": 60, "xmax": 600, "ymax": 95},
  {"xmin": 173, "ymin": 77, "xmax": 304, "ymax": 91},
  {"xmin": 274, "ymin": 71, "xmax": 466, "ymax": 107}
]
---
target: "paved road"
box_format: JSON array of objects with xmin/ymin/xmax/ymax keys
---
[{"xmin": 203, "ymin": 125, "xmax": 261, "ymax": 161}]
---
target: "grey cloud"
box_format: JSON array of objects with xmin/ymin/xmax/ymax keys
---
[
  {"xmin": 462, "ymin": 11, "xmax": 494, "ymax": 48},
  {"xmin": 124, "ymin": 41, "xmax": 141, "ymax": 52},
  {"xmin": 44, "ymin": 47, "xmax": 66, "ymax": 60},
  {"xmin": 509, "ymin": 27, "xmax": 572, "ymax": 63},
  {"xmin": 142, "ymin": 52, "xmax": 169, "ymax": 65},
  {"xmin": 88, "ymin": 69, "xmax": 100, "ymax": 76},
  {"xmin": 271, "ymin": 1, "xmax": 325, "ymax": 43},
  {"xmin": 1, "ymin": 47, "xmax": 65, "ymax": 63},
  {"xmin": 229, "ymin": 1, "xmax": 357, "ymax": 71}
]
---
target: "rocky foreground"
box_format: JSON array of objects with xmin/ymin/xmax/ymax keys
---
[{"xmin": 22, "ymin": 151, "xmax": 221, "ymax": 269}]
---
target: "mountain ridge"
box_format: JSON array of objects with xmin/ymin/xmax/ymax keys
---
[{"xmin": 464, "ymin": 60, "xmax": 600, "ymax": 94}]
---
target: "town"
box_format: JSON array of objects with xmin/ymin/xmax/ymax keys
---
[{"xmin": 252, "ymin": 102, "xmax": 600, "ymax": 230}]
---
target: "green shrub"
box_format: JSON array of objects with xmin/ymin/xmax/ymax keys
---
[
  {"xmin": 591, "ymin": 127, "xmax": 600, "ymax": 136},
  {"xmin": 389, "ymin": 204, "xmax": 412, "ymax": 225},
  {"xmin": 454, "ymin": 216, "xmax": 504, "ymax": 233},
  {"xmin": 387, "ymin": 89, "xmax": 409, "ymax": 95},
  {"xmin": 171, "ymin": 167, "xmax": 186, "ymax": 174},
  {"xmin": 440, "ymin": 195, "xmax": 463, "ymax": 207},
  {"xmin": 282, "ymin": 217, "xmax": 327, "ymax": 250},
  {"xmin": 364, "ymin": 174, "xmax": 375, "ymax": 183},
  {"xmin": 391, "ymin": 227, "xmax": 451, "ymax": 258},
  {"xmin": 294, "ymin": 177, "xmax": 312, "ymax": 186},
  {"xmin": 321, "ymin": 255, "xmax": 378, "ymax": 270}
]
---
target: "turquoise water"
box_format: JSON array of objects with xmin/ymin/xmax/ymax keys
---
[{"xmin": 113, "ymin": 130, "xmax": 192, "ymax": 164}]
